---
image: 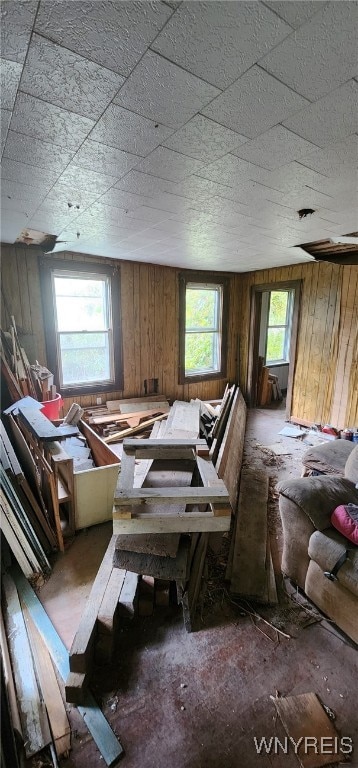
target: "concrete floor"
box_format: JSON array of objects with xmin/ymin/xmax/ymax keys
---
[{"xmin": 39, "ymin": 405, "xmax": 358, "ymax": 768}]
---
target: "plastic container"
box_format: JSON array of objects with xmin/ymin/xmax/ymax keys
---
[{"xmin": 40, "ymin": 393, "xmax": 63, "ymax": 420}]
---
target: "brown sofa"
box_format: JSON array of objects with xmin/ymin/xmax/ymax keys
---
[{"xmin": 277, "ymin": 445, "xmax": 358, "ymax": 643}]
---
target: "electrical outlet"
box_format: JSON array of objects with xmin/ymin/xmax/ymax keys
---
[{"xmin": 96, "ymin": 396, "xmax": 102, "ymax": 405}]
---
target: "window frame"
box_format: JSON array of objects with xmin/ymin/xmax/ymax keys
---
[
  {"xmin": 179, "ymin": 272, "xmax": 229, "ymax": 384},
  {"xmin": 40, "ymin": 257, "xmax": 123, "ymax": 397},
  {"xmin": 265, "ymin": 289, "xmax": 294, "ymax": 366}
]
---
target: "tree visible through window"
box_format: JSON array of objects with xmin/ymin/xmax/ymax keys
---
[
  {"xmin": 266, "ymin": 290, "xmax": 292, "ymax": 363},
  {"xmin": 53, "ymin": 272, "xmax": 113, "ymax": 387},
  {"xmin": 179, "ymin": 274, "xmax": 228, "ymax": 382},
  {"xmin": 40, "ymin": 258, "xmax": 122, "ymax": 396}
]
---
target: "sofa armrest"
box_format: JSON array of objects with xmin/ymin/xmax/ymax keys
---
[{"xmin": 277, "ymin": 475, "xmax": 358, "ymax": 531}]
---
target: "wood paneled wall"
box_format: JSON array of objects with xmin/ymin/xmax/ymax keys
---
[
  {"xmin": 0, "ymin": 246, "xmax": 239, "ymax": 411},
  {"xmin": 1, "ymin": 245, "xmax": 357, "ymax": 428},
  {"xmin": 235, "ymin": 261, "xmax": 358, "ymax": 429}
]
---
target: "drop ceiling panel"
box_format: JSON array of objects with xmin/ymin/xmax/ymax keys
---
[
  {"xmin": 263, "ymin": 1, "xmax": 325, "ymax": 30},
  {"xmin": 202, "ymin": 66, "xmax": 309, "ymax": 138},
  {"xmin": 90, "ymin": 104, "xmax": 173, "ymax": 157},
  {"xmin": 73, "ymin": 140, "xmax": 139, "ymax": 179},
  {"xmin": 114, "ymin": 50, "xmax": 220, "ymax": 129},
  {"xmin": 115, "ymin": 171, "xmax": 183, "ymax": 198},
  {"xmin": 151, "ymin": 1, "xmax": 292, "ymax": 89},
  {"xmin": 1, "ymin": 59, "xmax": 22, "ymax": 109},
  {"xmin": 260, "ymin": 2, "xmax": 358, "ymax": 101},
  {"xmin": 20, "ymin": 34, "xmax": 125, "ymax": 120},
  {"xmin": 134, "ymin": 146, "xmax": 206, "ymax": 182},
  {"xmin": 197, "ymin": 153, "xmax": 277, "ymax": 187},
  {"xmin": 231, "ymin": 125, "xmax": 319, "ymax": 171},
  {"xmin": 34, "ymin": 0, "xmax": 173, "ymax": 76},
  {"xmin": 162, "ymin": 114, "xmax": 247, "ymax": 162},
  {"xmin": 3, "ymin": 131, "xmax": 75, "ymax": 173},
  {"xmin": 298, "ymin": 135, "xmax": 358, "ymax": 177},
  {"xmin": 267, "ymin": 161, "xmax": 337, "ymax": 195},
  {"xmin": 283, "ymin": 80, "xmax": 358, "ymax": 147},
  {"xmin": 0, "ymin": 211, "xmax": 30, "ymax": 242},
  {"xmin": 1, "ymin": 158, "xmax": 60, "ymax": 191},
  {"xmin": 97, "ymin": 187, "xmax": 153, "ymax": 211},
  {"xmin": 0, "ymin": 0, "xmax": 38, "ymax": 63},
  {"xmin": 11, "ymin": 92, "xmax": 95, "ymax": 150},
  {"xmin": 125, "ymin": 206, "xmax": 171, "ymax": 224},
  {"xmin": 0, "ymin": 109, "xmax": 11, "ymax": 153}
]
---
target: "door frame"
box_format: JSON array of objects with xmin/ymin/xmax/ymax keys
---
[{"xmin": 247, "ymin": 280, "xmax": 302, "ymax": 418}]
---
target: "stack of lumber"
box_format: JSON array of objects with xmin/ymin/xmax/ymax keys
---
[
  {"xmin": 1, "ymin": 571, "xmax": 71, "ymax": 762},
  {"xmin": 1, "ymin": 316, "xmax": 57, "ymax": 404},
  {"xmin": 1, "ymin": 421, "xmax": 53, "ymax": 579},
  {"xmin": 82, "ymin": 395, "xmax": 170, "ymax": 441},
  {"xmin": 3, "ymin": 566, "xmax": 124, "ymax": 766},
  {"xmin": 226, "ymin": 468, "xmax": 278, "ymax": 605}
]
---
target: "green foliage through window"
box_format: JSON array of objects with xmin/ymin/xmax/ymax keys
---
[
  {"xmin": 266, "ymin": 290, "xmax": 292, "ymax": 363},
  {"xmin": 185, "ymin": 285, "xmax": 221, "ymax": 375}
]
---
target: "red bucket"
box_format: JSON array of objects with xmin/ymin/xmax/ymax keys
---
[{"xmin": 40, "ymin": 393, "xmax": 63, "ymax": 420}]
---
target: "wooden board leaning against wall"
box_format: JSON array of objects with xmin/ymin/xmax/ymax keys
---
[{"xmin": 1, "ymin": 245, "xmax": 357, "ymax": 428}]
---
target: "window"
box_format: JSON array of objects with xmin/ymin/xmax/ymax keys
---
[
  {"xmin": 265, "ymin": 290, "xmax": 293, "ymax": 364},
  {"xmin": 179, "ymin": 273, "xmax": 228, "ymax": 383},
  {"xmin": 40, "ymin": 259, "xmax": 122, "ymax": 396}
]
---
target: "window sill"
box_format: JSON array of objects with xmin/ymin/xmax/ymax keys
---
[
  {"xmin": 180, "ymin": 370, "xmax": 226, "ymax": 384},
  {"xmin": 266, "ymin": 361, "xmax": 289, "ymax": 368}
]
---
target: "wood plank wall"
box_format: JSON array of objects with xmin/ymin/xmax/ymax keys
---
[
  {"xmin": 235, "ymin": 261, "xmax": 358, "ymax": 429},
  {"xmin": 1, "ymin": 245, "xmax": 357, "ymax": 428},
  {"xmin": 0, "ymin": 246, "xmax": 239, "ymax": 411}
]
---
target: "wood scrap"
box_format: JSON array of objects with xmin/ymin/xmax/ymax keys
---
[
  {"xmin": 230, "ymin": 469, "xmax": 270, "ymax": 601},
  {"xmin": 2, "ymin": 573, "xmax": 51, "ymax": 757},
  {"xmin": 272, "ymin": 692, "xmax": 344, "ymax": 768},
  {"xmin": 104, "ymin": 412, "xmax": 168, "ymax": 444},
  {"xmin": 117, "ymin": 571, "xmax": 139, "ymax": 618},
  {"xmin": 22, "ymin": 607, "xmax": 71, "ymax": 758},
  {"xmin": 113, "ymin": 535, "xmax": 191, "ymax": 580},
  {"xmin": 69, "ymin": 536, "xmax": 116, "ymax": 675},
  {"xmin": 115, "ymin": 532, "xmax": 180, "ymax": 558}
]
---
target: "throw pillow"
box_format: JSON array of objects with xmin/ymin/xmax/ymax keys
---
[{"xmin": 331, "ymin": 504, "xmax": 358, "ymax": 545}]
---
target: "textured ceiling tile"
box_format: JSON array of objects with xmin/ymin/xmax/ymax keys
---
[
  {"xmin": 11, "ymin": 92, "xmax": 95, "ymax": 150},
  {"xmin": 1, "ymin": 108, "xmax": 12, "ymax": 153},
  {"xmin": 35, "ymin": 0, "xmax": 173, "ymax": 76},
  {"xmin": 3, "ymin": 131, "xmax": 75, "ymax": 172},
  {"xmin": 20, "ymin": 34, "xmax": 125, "ymax": 120},
  {"xmin": 114, "ymin": 50, "xmax": 220, "ymax": 129},
  {"xmin": 151, "ymin": 1, "xmax": 292, "ymax": 89},
  {"xmin": 44, "ymin": 185, "xmax": 100, "ymax": 208},
  {"xmin": 162, "ymin": 114, "xmax": 247, "ymax": 162},
  {"xmin": 126, "ymin": 205, "xmax": 171, "ymax": 224},
  {"xmin": 298, "ymin": 134, "xmax": 358, "ymax": 177},
  {"xmin": 267, "ymin": 161, "xmax": 332, "ymax": 194},
  {"xmin": 197, "ymin": 153, "xmax": 276, "ymax": 187},
  {"xmin": 1, "ymin": 195, "xmax": 39, "ymax": 217},
  {"xmin": 202, "ymin": 66, "xmax": 309, "ymax": 138},
  {"xmin": 146, "ymin": 192, "xmax": 192, "ymax": 214},
  {"xmin": 134, "ymin": 146, "xmax": 206, "ymax": 181},
  {"xmin": 1, "ymin": 178, "xmax": 47, "ymax": 203},
  {"xmin": 114, "ymin": 170, "xmax": 182, "ymax": 197},
  {"xmin": 90, "ymin": 104, "xmax": 173, "ymax": 157},
  {"xmin": 264, "ymin": 1, "xmax": 326, "ymax": 30},
  {"xmin": 0, "ymin": 158, "xmax": 60, "ymax": 190},
  {"xmin": 260, "ymin": 2, "xmax": 358, "ymax": 101},
  {"xmin": 96, "ymin": 187, "xmax": 152, "ymax": 210},
  {"xmin": 231, "ymin": 125, "xmax": 319, "ymax": 171},
  {"xmin": 1, "ymin": 0, "xmax": 38, "ymax": 63},
  {"xmin": 0, "ymin": 209, "xmax": 30, "ymax": 242},
  {"xmin": 1, "ymin": 58, "xmax": 22, "ymax": 109},
  {"xmin": 283, "ymin": 80, "xmax": 358, "ymax": 147},
  {"xmin": 57, "ymin": 165, "xmax": 117, "ymax": 194},
  {"xmin": 73, "ymin": 140, "xmax": 138, "ymax": 178},
  {"xmin": 76, "ymin": 202, "xmax": 145, "ymax": 227}
]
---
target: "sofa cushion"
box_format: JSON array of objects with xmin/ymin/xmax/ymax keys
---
[
  {"xmin": 331, "ymin": 504, "xmax": 358, "ymax": 545},
  {"xmin": 308, "ymin": 529, "xmax": 358, "ymax": 597},
  {"xmin": 277, "ymin": 475, "xmax": 358, "ymax": 530},
  {"xmin": 302, "ymin": 440, "xmax": 354, "ymax": 475},
  {"xmin": 344, "ymin": 444, "xmax": 358, "ymax": 484}
]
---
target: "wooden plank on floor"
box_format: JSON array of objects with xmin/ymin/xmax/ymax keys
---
[
  {"xmin": 113, "ymin": 535, "xmax": 190, "ymax": 580},
  {"xmin": 273, "ymin": 692, "xmax": 344, "ymax": 768},
  {"xmin": 2, "ymin": 573, "xmax": 51, "ymax": 757},
  {"xmin": 179, "ymin": 532, "xmax": 209, "ymax": 633},
  {"xmin": 23, "ymin": 607, "xmax": 71, "ymax": 758},
  {"xmin": 230, "ymin": 469, "xmax": 269, "ymax": 599},
  {"xmin": 11, "ymin": 566, "xmax": 124, "ymax": 766},
  {"xmin": 118, "ymin": 571, "xmax": 139, "ymax": 618},
  {"xmin": 97, "ymin": 567, "xmax": 127, "ymax": 636},
  {"xmin": 115, "ymin": 533, "xmax": 180, "ymax": 558},
  {"xmin": 69, "ymin": 536, "xmax": 116, "ymax": 673}
]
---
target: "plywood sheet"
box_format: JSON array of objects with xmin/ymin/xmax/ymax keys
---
[{"xmin": 273, "ymin": 692, "xmax": 344, "ymax": 768}]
